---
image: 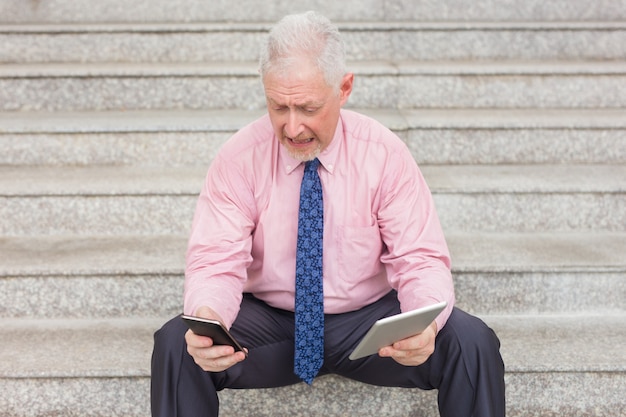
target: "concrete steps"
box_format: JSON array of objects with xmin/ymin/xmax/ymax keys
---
[
  {"xmin": 2, "ymin": 0, "xmax": 626, "ymax": 23},
  {"xmin": 2, "ymin": 164, "xmax": 624, "ymax": 235},
  {"xmin": 3, "ymin": 61, "xmax": 626, "ymax": 111},
  {"xmin": 2, "ymin": 108, "xmax": 625, "ymax": 165},
  {"xmin": 1, "ymin": 2, "xmax": 625, "ymax": 415},
  {"xmin": 1, "ymin": 315, "xmax": 625, "ymax": 417},
  {"xmin": 1, "ymin": 232, "xmax": 624, "ymax": 319},
  {"xmin": 2, "ymin": 21, "xmax": 625, "ymax": 63}
]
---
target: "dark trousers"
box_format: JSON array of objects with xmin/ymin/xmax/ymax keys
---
[{"xmin": 151, "ymin": 292, "xmax": 505, "ymax": 417}]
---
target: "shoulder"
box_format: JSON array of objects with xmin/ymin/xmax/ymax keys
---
[
  {"xmin": 341, "ymin": 109, "xmax": 406, "ymax": 148},
  {"xmin": 218, "ymin": 113, "xmax": 275, "ymax": 160},
  {"xmin": 209, "ymin": 113, "xmax": 280, "ymax": 179},
  {"xmin": 340, "ymin": 109, "xmax": 411, "ymax": 157}
]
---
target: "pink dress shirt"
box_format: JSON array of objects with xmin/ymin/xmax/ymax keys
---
[{"xmin": 184, "ymin": 109, "xmax": 455, "ymax": 331}]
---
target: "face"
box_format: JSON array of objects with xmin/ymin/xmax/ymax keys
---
[{"xmin": 263, "ymin": 63, "xmax": 353, "ymax": 161}]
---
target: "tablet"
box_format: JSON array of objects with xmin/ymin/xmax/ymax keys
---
[{"xmin": 349, "ymin": 301, "xmax": 447, "ymax": 360}]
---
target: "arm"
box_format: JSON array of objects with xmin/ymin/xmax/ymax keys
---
[
  {"xmin": 184, "ymin": 153, "xmax": 256, "ymax": 328},
  {"xmin": 183, "ymin": 155, "xmax": 256, "ymax": 371},
  {"xmin": 378, "ymin": 150, "xmax": 455, "ymax": 365}
]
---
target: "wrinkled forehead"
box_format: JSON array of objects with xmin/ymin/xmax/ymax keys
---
[{"xmin": 263, "ymin": 72, "xmax": 332, "ymax": 108}]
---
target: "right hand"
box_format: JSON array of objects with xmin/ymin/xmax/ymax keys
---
[{"xmin": 185, "ymin": 306, "xmax": 247, "ymax": 372}]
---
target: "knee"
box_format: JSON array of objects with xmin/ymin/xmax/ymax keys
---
[
  {"xmin": 439, "ymin": 308, "xmax": 502, "ymax": 360},
  {"xmin": 153, "ymin": 315, "xmax": 188, "ymax": 356}
]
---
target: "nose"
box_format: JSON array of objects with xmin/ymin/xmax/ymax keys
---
[{"xmin": 284, "ymin": 110, "xmax": 304, "ymax": 139}]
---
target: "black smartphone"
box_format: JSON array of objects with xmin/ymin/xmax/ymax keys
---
[{"xmin": 181, "ymin": 315, "xmax": 247, "ymax": 357}]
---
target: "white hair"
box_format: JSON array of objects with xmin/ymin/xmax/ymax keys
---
[{"xmin": 259, "ymin": 11, "xmax": 347, "ymax": 90}]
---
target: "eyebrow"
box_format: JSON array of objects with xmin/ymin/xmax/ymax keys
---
[{"xmin": 266, "ymin": 97, "xmax": 324, "ymax": 108}]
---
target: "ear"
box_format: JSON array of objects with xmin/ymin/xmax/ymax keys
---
[{"xmin": 338, "ymin": 72, "xmax": 354, "ymax": 106}]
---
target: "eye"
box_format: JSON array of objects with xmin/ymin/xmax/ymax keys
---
[{"xmin": 303, "ymin": 106, "xmax": 319, "ymax": 114}]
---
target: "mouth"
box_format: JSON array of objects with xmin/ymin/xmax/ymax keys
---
[
  {"xmin": 283, "ymin": 135, "xmax": 322, "ymax": 161},
  {"xmin": 288, "ymin": 137, "xmax": 315, "ymax": 146}
]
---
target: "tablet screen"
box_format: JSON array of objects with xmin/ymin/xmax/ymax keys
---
[{"xmin": 349, "ymin": 301, "xmax": 447, "ymax": 360}]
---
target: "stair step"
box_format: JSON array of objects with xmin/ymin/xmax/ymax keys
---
[
  {"xmin": 1, "ymin": 164, "xmax": 623, "ymax": 235},
  {"xmin": 0, "ymin": 314, "xmax": 624, "ymax": 416},
  {"xmin": 2, "ymin": 109, "xmax": 624, "ymax": 166},
  {"xmin": 0, "ymin": 234, "xmax": 186, "ymax": 319},
  {"xmin": 1, "ymin": 0, "xmax": 625, "ymax": 23},
  {"xmin": 3, "ymin": 108, "xmax": 626, "ymax": 134},
  {"xmin": 2, "ymin": 21, "xmax": 625, "ymax": 63},
  {"xmin": 4, "ymin": 163, "xmax": 624, "ymax": 196},
  {"xmin": 2, "ymin": 61, "xmax": 625, "ymax": 111},
  {"xmin": 0, "ymin": 1, "xmax": 623, "ymax": 415},
  {"xmin": 1, "ymin": 232, "xmax": 624, "ymax": 318}
]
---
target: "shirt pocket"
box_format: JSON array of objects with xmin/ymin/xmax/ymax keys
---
[{"xmin": 335, "ymin": 224, "xmax": 383, "ymax": 282}]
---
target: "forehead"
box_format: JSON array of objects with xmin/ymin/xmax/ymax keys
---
[{"xmin": 263, "ymin": 65, "xmax": 332, "ymax": 104}]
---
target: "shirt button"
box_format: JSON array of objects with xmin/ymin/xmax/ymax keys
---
[{"xmin": 287, "ymin": 165, "xmax": 292, "ymax": 170}]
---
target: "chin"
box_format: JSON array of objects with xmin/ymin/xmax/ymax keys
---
[
  {"xmin": 290, "ymin": 148, "xmax": 321, "ymax": 162},
  {"xmin": 286, "ymin": 143, "xmax": 322, "ymax": 162}
]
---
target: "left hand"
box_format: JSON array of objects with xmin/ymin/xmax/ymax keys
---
[{"xmin": 378, "ymin": 321, "xmax": 437, "ymax": 366}]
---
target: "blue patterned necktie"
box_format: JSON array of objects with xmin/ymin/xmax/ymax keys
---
[{"xmin": 294, "ymin": 158, "xmax": 324, "ymax": 385}]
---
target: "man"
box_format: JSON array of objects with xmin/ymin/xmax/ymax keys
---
[{"xmin": 152, "ymin": 11, "xmax": 505, "ymax": 417}]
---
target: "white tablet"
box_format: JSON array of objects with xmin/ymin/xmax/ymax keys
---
[{"xmin": 349, "ymin": 301, "xmax": 447, "ymax": 360}]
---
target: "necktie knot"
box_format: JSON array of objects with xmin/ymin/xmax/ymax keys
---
[{"xmin": 305, "ymin": 158, "xmax": 320, "ymax": 172}]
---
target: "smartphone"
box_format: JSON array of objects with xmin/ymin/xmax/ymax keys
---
[{"xmin": 181, "ymin": 314, "xmax": 247, "ymax": 357}]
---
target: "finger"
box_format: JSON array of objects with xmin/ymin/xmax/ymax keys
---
[
  {"xmin": 185, "ymin": 329, "xmax": 215, "ymax": 349},
  {"xmin": 199, "ymin": 345, "xmax": 236, "ymax": 360},
  {"xmin": 196, "ymin": 348, "xmax": 246, "ymax": 372},
  {"xmin": 393, "ymin": 334, "xmax": 427, "ymax": 351},
  {"xmin": 393, "ymin": 324, "xmax": 437, "ymax": 351},
  {"xmin": 380, "ymin": 346, "xmax": 431, "ymax": 367}
]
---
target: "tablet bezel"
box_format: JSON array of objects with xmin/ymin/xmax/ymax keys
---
[{"xmin": 348, "ymin": 301, "xmax": 447, "ymax": 360}]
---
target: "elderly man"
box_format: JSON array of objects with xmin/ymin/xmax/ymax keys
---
[{"xmin": 151, "ymin": 11, "xmax": 505, "ymax": 417}]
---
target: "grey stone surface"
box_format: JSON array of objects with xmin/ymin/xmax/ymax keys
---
[
  {"xmin": 454, "ymin": 270, "xmax": 626, "ymax": 315},
  {"xmin": 219, "ymin": 376, "xmax": 440, "ymax": 417},
  {"xmin": 426, "ymin": 164, "xmax": 626, "ymax": 193},
  {"xmin": 384, "ymin": 0, "xmax": 626, "ymax": 22},
  {"xmin": 2, "ymin": 22, "xmax": 625, "ymax": 63},
  {"xmin": 1, "ymin": 1, "xmax": 624, "ymax": 415},
  {"xmin": 0, "ymin": 274, "xmax": 183, "ymax": 318},
  {"xmin": 432, "ymin": 165, "xmax": 626, "ymax": 231},
  {"xmin": 0, "ymin": 377, "xmax": 151, "ymax": 417},
  {"xmin": 0, "ymin": 235, "xmax": 185, "ymax": 278},
  {"xmin": 435, "ymin": 192, "xmax": 626, "ymax": 232},
  {"xmin": 4, "ymin": 164, "xmax": 623, "ymax": 196},
  {"xmin": 0, "ymin": 315, "xmax": 624, "ymax": 416},
  {"xmin": 2, "ymin": 61, "xmax": 626, "ymax": 111},
  {"xmin": 1, "ymin": 233, "xmax": 623, "ymax": 318},
  {"xmin": 0, "ymin": 317, "xmax": 164, "ymax": 377},
  {"xmin": 0, "ymin": 195, "xmax": 197, "ymax": 235},
  {"xmin": 1, "ymin": 109, "xmax": 624, "ymax": 166},
  {"xmin": 0, "ymin": 131, "xmax": 231, "ymax": 166},
  {"xmin": 0, "ymin": 109, "xmax": 266, "ymax": 134},
  {"xmin": 2, "ymin": 372, "xmax": 624, "ymax": 417},
  {"xmin": 486, "ymin": 315, "xmax": 626, "ymax": 372},
  {"xmin": 1, "ymin": 164, "xmax": 624, "ymax": 235},
  {"xmin": 503, "ymin": 372, "xmax": 626, "ymax": 417},
  {"xmin": 0, "ymin": 165, "xmax": 206, "ymax": 196},
  {"xmin": 2, "ymin": 0, "xmax": 626, "ymax": 23},
  {"xmin": 408, "ymin": 128, "xmax": 626, "ymax": 165}
]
